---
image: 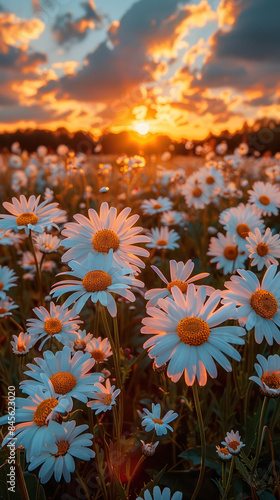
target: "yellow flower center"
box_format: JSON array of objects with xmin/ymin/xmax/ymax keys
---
[
  {"xmin": 0, "ymin": 307, "xmax": 7, "ymax": 315},
  {"xmin": 250, "ymin": 290, "xmax": 277, "ymax": 319},
  {"xmin": 17, "ymin": 343, "xmax": 26, "ymax": 353},
  {"xmin": 223, "ymin": 246, "xmax": 238, "ymax": 260},
  {"xmin": 219, "ymin": 447, "xmax": 230, "ymax": 456},
  {"xmin": 153, "ymin": 203, "xmax": 162, "ymax": 209},
  {"xmin": 228, "ymin": 440, "xmax": 239, "ymax": 451},
  {"xmin": 55, "ymin": 441, "xmax": 70, "ymax": 457},
  {"xmin": 152, "ymin": 418, "xmax": 163, "ymax": 424},
  {"xmin": 259, "ymin": 195, "xmax": 270, "ymax": 206},
  {"xmin": 236, "ymin": 223, "xmax": 250, "ymax": 239},
  {"xmin": 261, "ymin": 372, "xmax": 280, "ymax": 389},
  {"xmin": 33, "ymin": 398, "xmax": 58, "ymax": 426},
  {"xmin": 82, "ymin": 270, "xmax": 112, "ymax": 292},
  {"xmin": 177, "ymin": 317, "xmax": 210, "ymax": 346},
  {"xmin": 44, "ymin": 318, "xmax": 63, "ymax": 336},
  {"xmin": 0, "ymin": 282, "xmax": 3, "ymax": 291},
  {"xmin": 50, "ymin": 372, "xmax": 76, "ymax": 395},
  {"xmin": 91, "ymin": 349, "xmax": 106, "ymax": 363},
  {"xmin": 167, "ymin": 280, "xmax": 188, "ymax": 293},
  {"xmin": 256, "ymin": 242, "xmax": 269, "ymax": 256},
  {"xmin": 16, "ymin": 212, "xmax": 39, "ymax": 227},
  {"xmin": 157, "ymin": 239, "xmax": 168, "ymax": 247},
  {"xmin": 92, "ymin": 229, "xmax": 120, "ymax": 253},
  {"xmin": 192, "ymin": 187, "xmax": 202, "ymax": 198},
  {"xmin": 103, "ymin": 394, "xmax": 112, "ymax": 406},
  {"xmin": 206, "ymin": 175, "xmax": 215, "ymax": 185},
  {"xmin": 74, "ymin": 340, "xmax": 86, "ymax": 350}
]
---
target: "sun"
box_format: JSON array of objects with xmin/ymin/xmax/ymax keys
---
[{"xmin": 134, "ymin": 122, "xmax": 150, "ymax": 135}]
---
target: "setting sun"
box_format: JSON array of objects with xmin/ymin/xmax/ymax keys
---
[{"xmin": 134, "ymin": 122, "xmax": 150, "ymax": 135}]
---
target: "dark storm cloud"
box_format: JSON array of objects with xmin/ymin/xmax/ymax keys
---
[
  {"xmin": 40, "ymin": 0, "xmax": 190, "ymax": 102},
  {"xmin": 52, "ymin": 1, "xmax": 103, "ymax": 46},
  {"xmin": 197, "ymin": 0, "xmax": 280, "ymax": 94}
]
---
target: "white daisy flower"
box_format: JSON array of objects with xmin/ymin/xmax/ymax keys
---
[
  {"xmin": 146, "ymin": 227, "xmax": 180, "ymax": 251},
  {"xmin": 160, "ymin": 211, "xmax": 185, "ymax": 226},
  {"xmin": 248, "ymin": 181, "xmax": 280, "ymax": 216},
  {"xmin": 139, "ymin": 403, "xmax": 178, "ymax": 436},
  {"xmin": 87, "ymin": 378, "xmax": 120, "ymax": 414},
  {"xmin": 70, "ymin": 329, "xmax": 93, "ymax": 352},
  {"xmin": 198, "ymin": 165, "xmax": 224, "ymax": 192},
  {"xmin": 142, "ymin": 284, "xmax": 245, "ymax": 386},
  {"xmin": 216, "ymin": 445, "xmax": 232, "ymax": 460},
  {"xmin": 26, "ymin": 302, "xmax": 82, "ymax": 350},
  {"xmin": 0, "ymin": 230, "xmax": 25, "ymax": 247},
  {"xmin": 222, "ymin": 430, "xmax": 245, "ymax": 455},
  {"xmin": 245, "ymin": 228, "xmax": 280, "ymax": 270},
  {"xmin": 20, "ymin": 346, "xmax": 103, "ymax": 409},
  {"xmin": 140, "ymin": 440, "xmax": 159, "ymax": 457},
  {"xmin": 0, "ymin": 298, "xmax": 18, "ymax": 318},
  {"xmin": 181, "ymin": 178, "xmax": 211, "ymax": 209},
  {"xmin": 222, "ymin": 265, "xmax": 280, "ymax": 345},
  {"xmin": 28, "ymin": 420, "xmax": 95, "ymax": 484},
  {"xmin": 51, "ymin": 250, "xmax": 143, "ymax": 317},
  {"xmin": 9, "ymin": 154, "xmax": 22, "ymax": 168},
  {"xmin": 207, "ymin": 232, "xmax": 247, "ymax": 275},
  {"xmin": 0, "ymin": 265, "xmax": 17, "ymax": 299},
  {"xmin": 33, "ymin": 233, "xmax": 61, "ymax": 254},
  {"xmin": 141, "ymin": 197, "xmax": 173, "ymax": 216},
  {"xmin": 137, "ymin": 486, "xmax": 182, "ymax": 500},
  {"xmin": 0, "ymin": 388, "xmax": 71, "ymax": 461},
  {"xmin": 11, "ymin": 331, "xmax": 35, "ymax": 355},
  {"xmin": 249, "ymin": 354, "xmax": 280, "ymax": 398},
  {"xmin": 85, "ymin": 336, "xmax": 113, "ymax": 364},
  {"xmin": 145, "ymin": 259, "xmax": 211, "ymax": 307},
  {"xmin": 220, "ymin": 203, "xmax": 265, "ymax": 251},
  {"xmin": 0, "ymin": 195, "xmax": 64, "ymax": 235},
  {"xmin": 61, "ymin": 202, "xmax": 150, "ymax": 271}
]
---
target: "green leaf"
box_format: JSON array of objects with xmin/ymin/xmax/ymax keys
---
[
  {"xmin": 137, "ymin": 465, "xmax": 167, "ymax": 498},
  {"xmin": 180, "ymin": 445, "xmax": 222, "ymax": 475},
  {"xmin": 235, "ymin": 457, "xmax": 250, "ymax": 483}
]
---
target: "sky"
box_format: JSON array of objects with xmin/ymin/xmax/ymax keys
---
[{"xmin": 0, "ymin": 0, "xmax": 279, "ymax": 140}]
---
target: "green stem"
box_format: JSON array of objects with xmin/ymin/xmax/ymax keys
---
[
  {"xmin": 191, "ymin": 381, "xmax": 206, "ymax": 500},
  {"xmin": 250, "ymin": 396, "xmax": 268, "ymax": 481},
  {"xmin": 126, "ymin": 455, "xmax": 146, "ymax": 496},
  {"xmin": 222, "ymin": 457, "xmax": 234, "ymax": 500},
  {"xmin": 29, "ymin": 233, "xmax": 43, "ymax": 304}
]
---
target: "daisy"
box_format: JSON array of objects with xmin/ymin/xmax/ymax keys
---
[
  {"xmin": 139, "ymin": 403, "xmax": 178, "ymax": 436},
  {"xmin": 20, "ymin": 346, "xmax": 103, "ymax": 408},
  {"xmin": 146, "ymin": 227, "xmax": 180, "ymax": 251},
  {"xmin": 245, "ymin": 228, "xmax": 280, "ymax": 270},
  {"xmin": 26, "ymin": 302, "xmax": 82, "ymax": 350},
  {"xmin": 11, "ymin": 331, "xmax": 35, "ymax": 355},
  {"xmin": 181, "ymin": 178, "xmax": 211, "ymax": 209},
  {"xmin": 141, "ymin": 197, "xmax": 173, "ymax": 216},
  {"xmin": 216, "ymin": 445, "xmax": 232, "ymax": 460},
  {"xmin": 248, "ymin": 181, "xmax": 280, "ymax": 216},
  {"xmin": 160, "ymin": 211, "xmax": 185, "ymax": 227},
  {"xmin": 136, "ymin": 486, "xmax": 182, "ymax": 500},
  {"xmin": 249, "ymin": 354, "xmax": 280, "ymax": 398},
  {"xmin": 198, "ymin": 165, "xmax": 224, "ymax": 192},
  {"xmin": 87, "ymin": 378, "xmax": 120, "ymax": 414},
  {"xmin": 220, "ymin": 203, "xmax": 265, "ymax": 251},
  {"xmin": 51, "ymin": 250, "xmax": 144, "ymax": 317},
  {"xmin": 145, "ymin": 259, "xmax": 211, "ymax": 307},
  {"xmin": 0, "ymin": 298, "xmax": 18, "ymax": 318},
  {"xmin": 28, "ymin": 420, "xmax": 95, "ymax": 483},
  {"xmin": 61, "ymin": 202, "xmax": 150, "ymax": 271},
  {"xmin": 222, "ymin": 430, "xmax": 245, "ymax": 455},
  {"xmin": 0, "ymin": 388, "xmax": 70, "ymax": 461},
  {"xmin": 142, "ymin": 284, "xmax": 245, "ymax": 386},
  {"xmin": 33, "ymin": 233, "xmax": 61, "ymax": 254},
  {"xmin": 207, "ymin": 232, "xmax": 247, "ymax": 275},
  {"xmin": 222, "ymin": 265, "xmax": 280, "ymax": 345},
  {"xmin": 85, "ymin": 336, "xmax": 113, "ymax": 364},
  {"xmin": 0, "ymin": 265, "xmax": 17, "ymax": 299},
  {"xmin": 0, "ymin": 195, "xmax": 64, "ymax": 235},
  {"xmin": 70, "ymin": 329, "xmax": 93, "ymax": 353},
  {"xmin": 140, "ymin": 441, "xmax": 159, "ymax": 457}
]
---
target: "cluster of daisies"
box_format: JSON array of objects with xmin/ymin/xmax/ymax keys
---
[{"xmin": 0, "ymin": 140, "xmax": 279, "ymax": 498}]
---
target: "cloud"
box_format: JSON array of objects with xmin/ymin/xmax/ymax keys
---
[
  {"xmin": 0, "ymin": 10, "xmax": 44, "ymax": 52},
  {"xmin": 52, "ymin": 0, "xmax": 103, "ymax": 46}
]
